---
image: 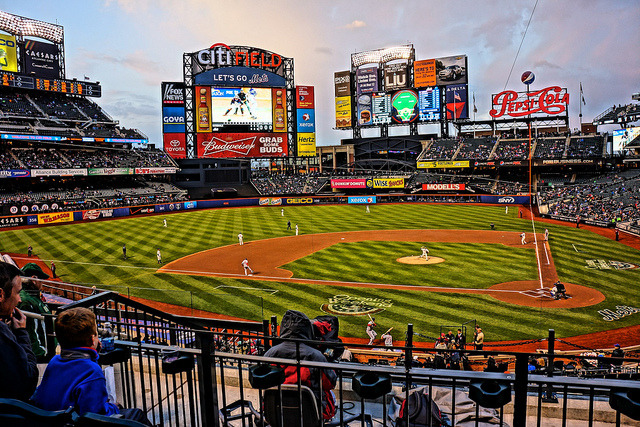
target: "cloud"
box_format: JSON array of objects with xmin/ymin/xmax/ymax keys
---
[
  {"xmin": 344, "ymin": 20, "xmax": 366, "ymax": 29},
  {"xmin": 533, "ymin": 60, "xmax": 561, "ymax": 70},
  {"xmin": 315, "ymin": 47, "xmax": 333, "ymax": 55}
]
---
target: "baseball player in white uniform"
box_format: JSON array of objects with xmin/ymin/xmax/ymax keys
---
[
  {"xmin": 242, "ymin": 258, "xmax": 254, "ymax": 275},
  {"xmin": 544, "ymin": 229, "xmax": 549, "ymax": 241},
  {"xmin": 366, "ymin": 317, "xmax": 377, "ymax": 345},
  {"xmin": 421, "ymin": 246, "xmax": 429, "ymax": 260},
  {"xmin": 295, "ymin": 224, "xmax": 299, "ymax": 236},
  {"xmin": 521, "ymin": 232, "xmax": 526, "ymax": 245},
  {"xmin": 505, "ymin": 206, "xmax": 509, "ymax": 214},
  {"xmin": 365, "ymin": 205, "xmax": 370, "ymax": 213},
  {"xmin": 238, "ymin": 233, "xmax": 244, "ymax": 245},
  {"xmin": 381, "ymin": 328, "xmax": 393, "ymax": 348},
  {"xmin": 163, "ymin": 218, "xmax": 167, "ymax": 228},
  {"xmin": 281, "ymin": 208, "xmax": 284, "ymax": 216},
  {"xmin": 156, "ymin": 248, "xmax": 162, "ymax": 264}
]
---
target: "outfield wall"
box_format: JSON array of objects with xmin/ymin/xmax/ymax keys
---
[{"xmin": 0, "ymin": 194, "xmax": 531, "ymax": 229}]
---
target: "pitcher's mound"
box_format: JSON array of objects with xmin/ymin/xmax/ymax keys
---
[{"xmin": 397, "ymin": 256, "xmax": 445, "ymax": 265}]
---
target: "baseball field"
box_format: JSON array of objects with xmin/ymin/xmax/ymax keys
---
[{"xmin": 1, "ymin": 203, "xmax": 639, "ymax": 343}]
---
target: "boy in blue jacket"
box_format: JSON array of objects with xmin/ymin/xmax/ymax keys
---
[{"xmin": 32, "ymin": 307, "xmax": 150, "ymax": 424}]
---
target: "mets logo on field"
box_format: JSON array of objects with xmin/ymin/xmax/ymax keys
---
[
  {"xmin": 585, "ymin": 260, "xmax": 639, "ymax": 270},
  {"xmin": 321, "ymin": 295, "xmax": 392, "ymax": 316}
]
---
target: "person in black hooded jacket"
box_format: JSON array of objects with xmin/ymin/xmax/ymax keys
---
[{"xmin": 264, "ymin": 310, "xmax": 337, "ymax": 420}]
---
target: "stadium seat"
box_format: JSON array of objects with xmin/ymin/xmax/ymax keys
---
[{"xmin": 0, "ymin": 398, "xmax": 73, "ymax": 427}]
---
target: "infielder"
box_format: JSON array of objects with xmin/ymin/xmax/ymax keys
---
[
  {"xmin": 238, "ymin": 233, "xmax": 244, "ymax": 245},
  {"xmin": 521, "ymin": 232, "xmax": 526, "ymax": 245},
  {"xmin": 242, "ymin": 258, "xmax": 254, "ymax": 275},
  {"xmin": 421, "ymin": 246, "xmax": 430, "ymax": 260},
  {"xmin": 366, "ymin": 316, "xmax": 377, "ymax": 345},
  {"xmin": 544, "ymin": 229, "xmax": 549, "ymax": 241},
  {"xmin": 156, "ymin": 248, "xmax": 162, "ymax": 264},
  {"xmin": 295, "ymin": 224, "xmax": 299, "ymax": 236},
  {"xmin": 163, "ymin": 218, "xmax": 167, "ymax": 228},
  {"xmin": 281, "ymin": 208, "xmax": 284, "ymax": 216}
]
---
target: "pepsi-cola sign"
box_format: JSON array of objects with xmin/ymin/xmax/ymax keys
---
[{"xmin": 490, "ymin": 86, "xmax": 569, "ymax": 118}]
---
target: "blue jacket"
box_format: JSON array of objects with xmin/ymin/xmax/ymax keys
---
[{"xmin": 32, "ymin": 347, "xmax": 119, "ymax": 416}]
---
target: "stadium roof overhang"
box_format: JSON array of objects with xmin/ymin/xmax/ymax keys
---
[{"xmin": 455, "ymin": 115, "xmax": 569, "ymax": 133}]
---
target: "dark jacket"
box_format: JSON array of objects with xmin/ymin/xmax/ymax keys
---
[
  {"xmin": 18, "ymin": 289, "xmax": 52, "ymax": 359},
  {"xmin": 264, "ymin": 310, "xmax": 337, "ymax": 419},
  {"xmin": 0, "ymin": 320, "xmax": 39, "ymax": 401},
  {"xmin": 32, "ymin": 347, "xmax": 119, "ymax": 416}
]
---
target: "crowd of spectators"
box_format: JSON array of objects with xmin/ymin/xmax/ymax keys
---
[
  {"xmin": 534, "ymin": 138, "xmax": 566, "ymax": 159},
  {"xmin": 566, "ymin": 136, "xmax": 605, "ymax": 158},
  {"xmin": 492, "ymin": 139, "xmax": 530, "ymax": 160},
  {"xmin": 420, "ymin": 138, "xmax": 459, "ymax": 160},
  {"xmin": 540, "ymin": 170, "xmax": 640, "ymax": 224},
  {"xmin": 456, "ymin": 138, "xmax": 496, "ymax": 160},
  {"xmin": 2, "ymin": 147, "xmax": 175, "ymax": 170},
  {"xmin": 252, "ymin": 172, "xmax": 329, "ymax": 195}
]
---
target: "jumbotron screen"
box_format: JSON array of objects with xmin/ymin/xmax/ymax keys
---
[{"xmin": 210, "ymin": 87, "xmax": 274, "ymax": 132}]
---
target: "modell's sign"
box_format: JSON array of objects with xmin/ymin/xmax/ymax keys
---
[
  {"xmin": 195, "ymin": 43, "xmax": 282, "ymax": 70},
  {"xmin": 422, "ymin": 183, "xmax": 466, "ymax": 191},
  {"xmin": 490, "ymin": 86, "xmax": 568, "ymax": 118}
]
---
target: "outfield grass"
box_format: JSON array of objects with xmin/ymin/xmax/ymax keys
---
[{"xmin": 1, "ymin": 203, "xmax": 638, "ymax": 342}]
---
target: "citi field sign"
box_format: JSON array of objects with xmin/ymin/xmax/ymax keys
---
[
  {"xmin": 490, "ymin": 86, "xmax": 569, "ymax": 118},
  {"xmin": 195, "ymin": 43, "xmax": 282, "ymax": 71}
]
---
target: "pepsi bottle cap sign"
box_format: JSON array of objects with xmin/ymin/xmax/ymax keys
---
[{"xmin": 521, "ymin": 71, "xmax": 535, "ymax": 85}]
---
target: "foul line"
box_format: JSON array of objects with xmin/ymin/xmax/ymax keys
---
[{"xmin": 572, "ymin": 244, "xmax": 581, "ymax": 253}]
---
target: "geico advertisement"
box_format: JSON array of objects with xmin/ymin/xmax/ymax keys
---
[
  {"xmin": 367, "ymin": 178, "xmax": 405, "ymax": 188},
  {"xmin": 197, "ymin": 133, "xmax": 288, "ymax": 158},
  {"xmin": 284, "ymin": 197, "xmax": 313, "ymax": 205},
  {"xmin": 38, "ymin": 212, "xmax": 73, "ymax": 225}
]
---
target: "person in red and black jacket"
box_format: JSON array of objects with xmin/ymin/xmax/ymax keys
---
[{"xmin": 264, "ymin": 310, "xmax": 337, "ymax": 420}]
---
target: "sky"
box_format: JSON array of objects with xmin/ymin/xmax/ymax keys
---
[{"xmin": 3, "ymin": 0, "xmax": 639, "ymax": 146}]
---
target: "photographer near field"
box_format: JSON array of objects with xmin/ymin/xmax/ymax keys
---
[{"xmin": 0, "ymin": 261, "xmax": 39, "ymax": 401}]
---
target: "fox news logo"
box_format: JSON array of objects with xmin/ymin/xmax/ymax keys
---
[{"xmin": 162, "ymin": 83, "xmax": 184, "ymax": 104}]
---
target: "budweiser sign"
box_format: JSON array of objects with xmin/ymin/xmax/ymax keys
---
[
  {"xmin": 489, "ymin": 86, "xmax": 569, "ymax": 118},
  {"xmin": 197, "ymin": 133, "xmax": 288, "ymax": 158}
]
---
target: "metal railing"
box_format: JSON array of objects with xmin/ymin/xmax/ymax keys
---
[{"xmin": 45, "ymin": 293, "xmax": 640, "ymax": 427}]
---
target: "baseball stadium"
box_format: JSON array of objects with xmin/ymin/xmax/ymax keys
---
[{"xmin": 1, "ymin": 6, "xmax": 640, "ymax": 426}]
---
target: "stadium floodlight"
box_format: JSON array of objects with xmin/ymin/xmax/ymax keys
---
[
  {"xmin": 0, "ymin": 10, "xmax": 64, "ymax": 43},
  {"xmin": 351, "ymin": 45, "xmax": 414, "ymax": 68}
]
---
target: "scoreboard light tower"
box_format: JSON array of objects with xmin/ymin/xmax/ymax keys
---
[{"xmin": 521, "ymin": 71, "xmax": 535, "ymax": 208}]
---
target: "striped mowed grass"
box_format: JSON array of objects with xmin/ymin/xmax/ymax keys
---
[{"xmin": 0, "ymin": 203, "xmax": 638, "ymax": 342}]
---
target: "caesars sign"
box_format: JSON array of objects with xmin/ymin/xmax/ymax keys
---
[{"xmin": 490, "ymin": 86, "xmax": 569, "ymax": 118}]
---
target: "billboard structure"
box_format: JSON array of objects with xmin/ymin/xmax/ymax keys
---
[
  {"xmin": 180, "ymin": 44, "xmax": 296, "ymax": 158},
  {"xmin": 336, "ymin": 45, "xmax": 469, "ymax": 137}
]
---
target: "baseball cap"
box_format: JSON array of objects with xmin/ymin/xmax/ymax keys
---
[
  {"xmin": 614, "ymin": 344, "xmax": 621, "ymax": 348},
  {"xmin": 21, "ymin": 263, "xmax": 49, "ymax": 280}
]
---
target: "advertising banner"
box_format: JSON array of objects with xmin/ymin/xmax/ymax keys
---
[
  {"xmin": 23, "ymin": 39, "xmax": 60, "ymax": 78},
  {"xmin": 296, "ymin": 86, "xmax": 315, "ymax": 108},
  {"xmin": 162, "ymin": 82, "xmax": 185, "ymax": 106},
  {"xmin": 162, "ymin": 106, "xmax": 186, "ymax": 133},
  {"xmin": 417, "ymin": 160, "xmax": 470, "ymax": 169},
  {"xmin": 194, "ymin": 66, "xmax": 286, "ymax": 88},
  {"xmin": 445, "ymin": 84, "xmax": 468, "ymax": 119},
  {"xmin": 0, "ymin": 216, "xmax": 27, "ymax": 228},
  {"xmin": 335, "ymin": 96, "xmax": 352, "ymax": 128},
  {"xmin": 435, "ymin": 55, "xmax": 467, "ymax": 86},
  {"xmin": 0, "ymin": 34, "xmax": 18, "ymax": 72},
  {"xmin": 8, "ymin": 203, "xmax": 60, "ymax": 215},
  {"xmin": 129, "ymin": 206, "xmax": 155, "ymax": 215},
  {"xmin": 422, "ymin": 183, "xmax": 466, "ymax": 191},
  {"xmin": 195, "ymin": 86, "xmax": 212, "ymax": 133},
  {"xmin": 414, "ymin": 59, "xmax": 436, "ymax": 88},
  {"xmin": 331, "ymin": 179, "xmax": 367, "ymax": 189},
  {"xmin": 0, "ymin": 169, "xmax": 30, "ymax": 178},
  {"xmin": 296, "ymin": 109, "xmax": 315, "ymax": 132},
  {"xmin": 37, "ymin": 212, "xmax": 73, "ymax": 225},
  {"xmin": 356, "ymin": 93, "xmax": 373, "ymax": 125},
  {"xmin": 259, "ymin": 197, "xmax": 283, "ymax": 206},
  {"xmin": 134, "ymin": 167, "xmax": 178, "ymax": 174},
  {"xmin": 348, "ymin": 196, "xmax": 377, "ymax": 204},
  {"xmin": 372, "ymin": 93, "xmax": 391, "ymax": 124},
  {"xmin": 355, "ymin": 67, "xmax": 378, "ymax": 94},
  {"xmin": 334, "ymin": 71, "xmax": 351, "ymax": 97},
  {"xmin": 197, "ymin": 133, "xmax": 288, "ymax": 158},
  {"xmin": 418, "ymin": 87, "xmax": 441, "ymax": 121},
  {"xmin": 369, "ymin": 178, "xmax": 405, "ymax": 189},
  {"xmin": 297, "ymin": 133, "xmax": 316, "ymax": 157},
  {"xmin": 272, "ymin": 88, "xmax": 287, "ymax": 133},
  {"xmin": 479, "ymin": 195, "xmax": 529, "ymax": 204},
  {"xmin": 82, "ymin": 209, "xmax": 114, "ymax": 220},
  {"xmin": 87, "ymin": 168, "xmax": 132, "ymax": 176},
  {"xmin": 283, "ymin": 197, "xmax": 314, "ymax": 205},
  {"xmin": 391, "ymin": 89, "xmax": 419, "ymax": 124},
  {"xmin": 31, "ymin": 168, "xmax": 88, "ymax": 177},
  {"xmin": 384, "ymin": 63, "xmax": 408, "ymax": 90},
  {"xmin": 163, "ymin": 133, "xmax": 187, "ymax": 159},
  {"xmin": 489, "ymin": 86, "xmax": 569, "ymax": 118}
]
